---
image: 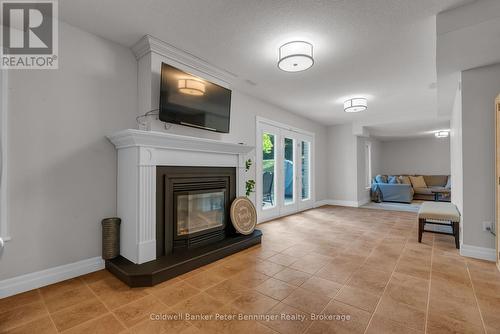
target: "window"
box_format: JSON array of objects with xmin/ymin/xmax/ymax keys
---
[{"xmin": 364, "ymin": 142, "xmax": 372, "ymax": 189}]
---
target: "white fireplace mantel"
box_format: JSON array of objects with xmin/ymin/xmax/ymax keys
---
[{"xmin": 108, "ymin": 129, "xmax": 254, "ymax": 264}]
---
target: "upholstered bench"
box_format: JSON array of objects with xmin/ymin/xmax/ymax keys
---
[{"xmin": 418, "ymin": 202, "xmax": 461, "ymax": 249}]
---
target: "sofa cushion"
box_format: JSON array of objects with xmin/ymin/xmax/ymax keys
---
[
  {"xmin": 399, "ymin": 175, "xmax": 411, "ymax": 185},
  {"xmin": 375, "ymin": 175, "xmax": 387, "ymax": 183},
  {"xmin": 410, "ymin": 176, "xmax": 427, "ymax": 188},
  {"xmin": 423, "ymin": 175, "xmax": 448, "ymax": 187},
  {"xmin": 418, "ymin": 202, "xmax": 460, "ymax": 222},
  {"xmin": 388, "ymin": 176, "xmax": 399, "ymax": 184},
  {"xmin": 414, "ymin": 187, "xmax": 433, "ymax": 195}
]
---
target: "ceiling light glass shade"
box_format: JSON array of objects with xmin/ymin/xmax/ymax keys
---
[
  {"xmin": 344, "ymin": 98, "xmax": 368, "ymax": 113},
  {"xmin": 278, "ymin": 41, "xmax": 314, "ymax": 72},
  {"xmin": 435, "ymin": 131, "xmax": 449, "ymax": 138},
  {"xmin": 178, "ymin": 79, "xmax": 205, "ymax": 96}
]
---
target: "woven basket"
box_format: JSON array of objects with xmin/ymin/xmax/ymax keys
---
[{"xmin": 101, "ymin": 217, "xmax": 121, "ymax": 260}]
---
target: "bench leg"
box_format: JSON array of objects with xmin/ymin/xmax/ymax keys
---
[
  {"xmin": 453, "ymin": 221, "xmax": 460, "ymax": 249},
  {"xmin": 418, "ymin": 218, "xmax": 425, "ymax": 243}
]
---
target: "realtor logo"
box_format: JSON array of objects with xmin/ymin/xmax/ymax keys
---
[{"xmin": 1, "ymin": 0, "xmax": 58, "ymax": 69}]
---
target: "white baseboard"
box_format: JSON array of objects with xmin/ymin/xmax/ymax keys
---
[
  {"xmin": 0, "ymin": 256, "xmax": 104, "ymax": 298},
  {"xmin": 314, "ymin": 200, "xmax": 331, "ymax": 208},
  {"xmin": 314, "ymin": 199, "xmax": 361, "ymax": 208},
  {"xmin": 460, "ymin": 244, "xmax": 496, "ymax": 262}
]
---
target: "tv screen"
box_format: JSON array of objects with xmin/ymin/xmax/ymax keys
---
[{"xmin": 159, "ymin": 63, "xmax": 231, "ymax": 133}]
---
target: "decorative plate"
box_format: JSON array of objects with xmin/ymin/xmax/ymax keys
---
[{"xmin": 230, "ymin": 197, "xmax": 257, "ymax": 235}]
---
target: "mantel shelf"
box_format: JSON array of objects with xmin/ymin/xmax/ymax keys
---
[{"xmin": 107, "ymin": 129, "xmax": 254, "ymax": 154}]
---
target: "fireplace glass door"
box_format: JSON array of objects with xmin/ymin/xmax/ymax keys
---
[{"xmin": 175, "ymin": 189, "xmax": 226, "ymax": 236}]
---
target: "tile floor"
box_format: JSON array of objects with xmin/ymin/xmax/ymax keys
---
[{"xmin": 1, "ymin": 205, "xmax": 500, "ymax": 333}]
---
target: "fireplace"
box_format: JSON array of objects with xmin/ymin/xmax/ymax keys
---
[
  {"xmin": 106, "ymin": 129, "xmax": 262, "ymax": 287},
  {"xmin": 156, "ymin": 166, "xmax": 236, "ymax": 257}
]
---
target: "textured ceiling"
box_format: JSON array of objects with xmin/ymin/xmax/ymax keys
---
[{"xmin": 59, "ymin": 0, "xmax": 476, "ymax": 133}]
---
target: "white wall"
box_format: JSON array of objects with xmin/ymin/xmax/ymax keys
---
[
  {"xmin": 1, "ymin": 22, "xmax": 328, "ymax": 281},
  {"xmin": 1, "ymin": 22, "xmax": 138, "ymax": 280},
  {"xmin": 460, "ymin": 63, "xmax": 500, "ymax": 250},
  {"xmin": 379, "ymin": 137, "xmax": 451, "ymax": 175},
  {"xmin": 327, "ymin": 124, "xmax": 357, "ymax": 203}
]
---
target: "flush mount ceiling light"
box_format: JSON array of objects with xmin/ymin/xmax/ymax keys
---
[
  {"xmin": 435, "ymin": 130, "xmax": 449, "ymax": 138},
  {"xmin": 178, "ymin": 79, "xmax": 205, "ymax": 96},
  {"xmin": 278, "ymin": 41, "xmax": 314, "ymax": 72},
  {"xmin": 344, "ymin": 98, "xmax": 368, "ymax": 113}
]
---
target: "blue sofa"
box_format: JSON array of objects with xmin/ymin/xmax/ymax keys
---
[{"xmin": 371, "ymin": 182, "xmax": 413, "ymax": 203}]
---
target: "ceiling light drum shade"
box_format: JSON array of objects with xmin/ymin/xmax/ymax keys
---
[
  {"xmin": 344, "ymin": 98, "xmax": 368, "ymax": 113},
  {"xmin": 178, "ymin": 79, "xmax": 205, "ymax": 96},
  {"xmin": 435, "ymin": 130, "xmax": 449, "ymax": 138},
  {"xmin": 278, "ymin": 41, "xmax": 314, "ymax": 72}
]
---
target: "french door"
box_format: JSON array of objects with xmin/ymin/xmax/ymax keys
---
[{"xmin": 256, "ymin": 120, "xmax": 314, "ymax": 222}]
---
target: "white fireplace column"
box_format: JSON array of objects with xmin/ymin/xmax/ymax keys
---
[{"xmin": 108, "ymin": 129, "xmax": 253, "ymax": 264}]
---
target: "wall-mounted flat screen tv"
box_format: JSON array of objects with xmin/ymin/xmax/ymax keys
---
[{"xmin": 159, "ymin": 63, "xmax": 231, "ymax": 133}]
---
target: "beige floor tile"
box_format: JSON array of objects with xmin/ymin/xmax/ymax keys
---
[
  {"xmin": 346, "ymin": 267, "xmax": 392, "ymax": 295},
  {"xmin": 273, "ymin": 267, "xmax": 312, "ymax": 286},
  {"xmin": 1, "ymin": 315, "xmax": 56, "ymax": 334},
  {"xmin": 334, "ymin": 285, "xmax": 380, "ymax": 313},
  {"xmin": 308, "ymin": 300, "xmax": 371, "ymax": 334},
  {"xmin": 4, "ymin": 206, "xmax": 500, "ymax": 334},
  {"xmin": 0, "ymin": 301, "xmax": 48, "ymax": 332},
  {"xmin": 204, "ymin": 279, "xmax": 249, "ymax": 304},
  {"xmin": 426, "ymin": 312, "xmax": 484, "ymax": 334},
  {"xmin": 300, "ymin": 276, "xmax": 342, "ymax": 298},
  {"xmin": 172, "ymin": 292, "xmax": 224, "ymax": 315},
  {"xmin": 230, "ymin": 269, "xmax": 270, "ymax": 288},
  {"xmin": 375, "ymin": 295, "xmax": 426, "ymax": 332},
  {"xmin": 39, "ymin": 278, "xmax": 85, "ymax": 300},
  {"xmin": 129, "ymin": 311, "xmax": 193, "ymax": 334},
  {"xmin": 314, "ymin": 262, "xmax": 358, "ymax": 284},
  {"xmin": 267, "ymin": 253, "xmax": 298, "ymax": 266},
  {"xmin": 282, "ymin": 287, "xmax": 331, "ymax": 314},
  {"xmin": 384, "ymin": 272, "xmax": 428, "ymax": 311},
  {"xmin": 366, "ymin": 314, "xmax": 423, "ymax": 334},
  {"xmin": 183, "ymin": 269, "xmax": 226, "ymax": 290},
  {"xmin": 263, "ymin": 303, "xmax": 311, "ymax": 334},
  {"xmin": 252, "ymin": 260, "xmax": 287, "ymax": 276},
  {"xmin": 153, "ymin": 281, "xmax": 200, "ymax": 307},
  {"xmin": 50, "ymin": 298, "xmax": 108, "ymax": 332},
  {"xmin": 231, "ymin": 290, "xmax": 279, "ymax": 313},
  {"xmin": 0, "ymin": 290, "xmax": 42, "ymax": 314},
  {"xmin": 79, "ymin": 269, "xmax": 114, "ymax": 285},
  {"xmin": 255, "ymin": 277, "xmax": 297, "ymax": 301},
  {"xmin": 113, "ymin": 295, "xmax": 167, "ymax": 328},
  {"xmin": 62, "ymin": 314, "xmax": 125, "ymax": 334},
  {"xmin": 43, "ymin": 285, "xmax": 95, "ymax": 313}
]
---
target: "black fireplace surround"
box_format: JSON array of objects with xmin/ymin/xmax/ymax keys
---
[
  {"xmin": 106, "ymin": 166, "xmax": 262, "ymax": 287},
  {"xmin": 156, "ymin": 166, "xmax": 237, "ymax": 256}
]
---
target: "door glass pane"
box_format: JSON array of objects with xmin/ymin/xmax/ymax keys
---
[
  {"xmin": 301, "ymin": 141, "xmax": 311, "ymax": 200},
  {"xmin": 284, "ymin": 137, "xmax": 295, "ymax": 205},
  {"xmin": 262, "ymin": 133, "xmax": 276, "ymax": 209}
]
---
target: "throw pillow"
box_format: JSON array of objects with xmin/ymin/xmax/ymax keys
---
[
  {"xmin": 399, "ymin": 175, "xmax": 411, "ymax": 185},
  {"xmin": 388, "ymin": 176, "xmax": 399, "ymax": 184},
  {"xmin": 409, "ymin": 175, "xmax": 427, "ymax": 188},
  {"xmin": 445, "ymin": 176, "xmax": 451, "ymax": 189},
  {"xmin": 375, "ymin": 175, "xmax": 387, "ymax": 183}
]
